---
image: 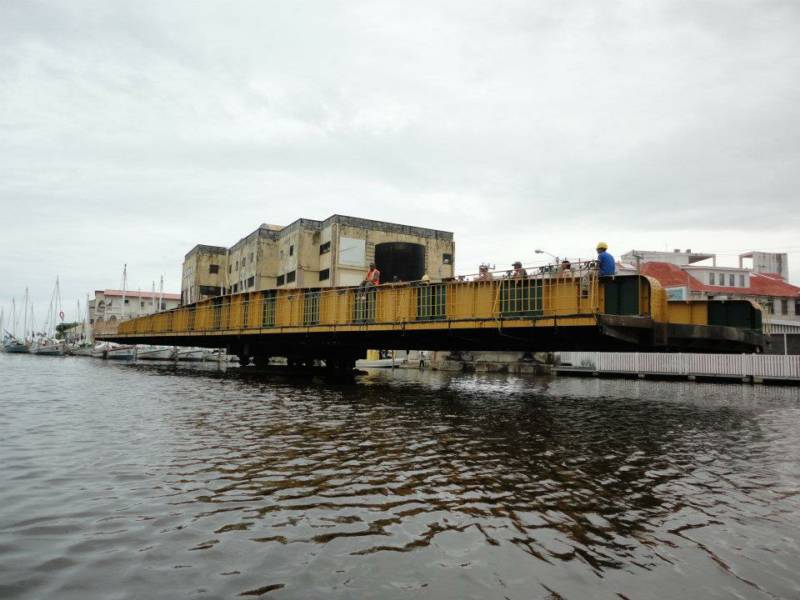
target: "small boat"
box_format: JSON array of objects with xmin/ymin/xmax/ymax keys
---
[
  {"xmin": 175, "ymin": 347, "xmax": 209, "ymax": 362},
  {"xmin": 137, "ymin": 345, "xmax": 177, "ymax": 361},
  {"xmin": 29, "ymin": 278, "xmax": 66, "ymax": 357},
  {"xmin": 92, "ymin": 342, "xmax": 137, "ymax": 360},
  {"xmin": 69, "ymin": 343, "xmax": 94, "ymax": 357},
  {"xmin": 3, "ymin": 336, "xmax": 29, "ymax": 354},
  {"xmin": 208, "ymin": 348, "xmax": 238, "ymax": 362},
  {"xmin": 30, "ymin": 338, "xmax": 65, "ymax": 356},
  {"xmin": 3, "ymin": 293, "xmax": 31, "ymax": 353},
  {"xmin": 355, "ymin": 357, "xmax": 406, "ymax": 368}
]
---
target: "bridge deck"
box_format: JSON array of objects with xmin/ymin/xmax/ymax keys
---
[{"xmin": 101, "ymin": 273, "xmax": 766, "ymax": 359}]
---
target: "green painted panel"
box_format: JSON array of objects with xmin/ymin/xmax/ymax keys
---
[
  {"xmin": 708, "ymin": 301, "xmax": 760, "ymax": 330},
  {"xmin": 603, "ymin": 277, "xmax": 640, "ymax": 315},
  {"xmin": 499, "ymin": 280, "xmax": 543, "ymax": 318}
]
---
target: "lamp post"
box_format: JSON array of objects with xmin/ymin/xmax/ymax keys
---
[{"xmin": 534, "ymin": 249, "xmax": 559, "ymax": 263}]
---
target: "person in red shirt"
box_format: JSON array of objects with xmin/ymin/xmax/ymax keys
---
[
  {"xmin": 359, "ymin": 262, "xmax": 381, "ymax": 299},
  {"xmin": 364, "ymin": 262, "xmax": 381, "ymax": 286}
]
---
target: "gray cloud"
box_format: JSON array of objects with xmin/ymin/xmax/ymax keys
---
[{"xmin": 1, "ymin": 0, "xmax": 799, "ymax": 320}]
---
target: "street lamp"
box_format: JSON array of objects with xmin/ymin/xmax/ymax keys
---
[{"xmin": 534, "ymin": 249, "xmax": 559, "ymax": 262}]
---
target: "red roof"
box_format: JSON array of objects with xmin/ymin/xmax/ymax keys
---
[
  {"xmin": 640, "ymin": 262, "xmax": 800, "ymax": 298},
  {"xmin": 97, "ymin": 289, "xmax": 181, "ymax": 300}
]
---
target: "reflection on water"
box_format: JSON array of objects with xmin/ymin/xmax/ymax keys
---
[{"xmin": 1, "ymin": 354, "xmax": 799, "ymax": 599}]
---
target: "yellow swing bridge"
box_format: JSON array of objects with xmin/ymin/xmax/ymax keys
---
[{"xmin": 102, "ymin": 262, "xmax": 766, "ymax": 371}]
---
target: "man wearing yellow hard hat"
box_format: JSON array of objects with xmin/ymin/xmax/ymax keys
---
[{"xmin": 596, "ymin": 241, "xmax": 616, "ymax": 277}]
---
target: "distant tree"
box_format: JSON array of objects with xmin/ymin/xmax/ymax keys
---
[{"xmin": 55, "ymin": 322, "xmax": 79, "ymax": 339}]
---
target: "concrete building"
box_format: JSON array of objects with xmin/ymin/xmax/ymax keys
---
[
  {"xmin": 181, "ymin": 245, "xmax": 228, "ymax": 305},
  {"xmin": 181, "ymin": 215, "xmax": 455, "ymax": 304},
  {"xmin": 89, "ymin": 289, "xmax": 181, "ymax": 325},
  {"xmin": 620, "ymin": 249, "xmax": 800, "ymax": 322}
]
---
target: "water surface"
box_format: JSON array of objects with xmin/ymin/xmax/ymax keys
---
[{"xmin": 1, "ymin": 354, "xmax": 799, "ymax": 599}]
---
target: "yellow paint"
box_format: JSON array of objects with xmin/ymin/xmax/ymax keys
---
[
  {"xmin": 114, "ymin": 274, "xmax": 761, "ymax": 339},
  {"xmin": 667, "ymin": 302, "xmax": 709, "ymax": 326}
]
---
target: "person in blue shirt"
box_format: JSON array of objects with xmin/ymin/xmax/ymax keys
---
[{"xmin": 596, "ymin": 242, "xmax": 616, "ymax": 277}]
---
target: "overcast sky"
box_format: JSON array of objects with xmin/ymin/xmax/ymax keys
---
[{"xmin": 1, "ymin": 0, "xmax": 799, "ymax": 326}]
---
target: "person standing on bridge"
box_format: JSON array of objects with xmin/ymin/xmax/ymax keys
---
[
  {"xmin": 477, "ymin": 264, "xmax": 494, "ymax": 281},
  {"xmin": 596, "ymin": 242, "xmax": 616, "ymax": 277},
  {"xmin": 511, "ymin": 261, "xmax": 528, "ymax": 279}
]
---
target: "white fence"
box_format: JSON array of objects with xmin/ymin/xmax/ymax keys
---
[{"xmin": 556, "ymin": 352, "xmax": 800, "ymax": 381}]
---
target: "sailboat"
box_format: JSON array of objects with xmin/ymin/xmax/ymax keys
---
[
  {"xmin": 3, "ymin": 294, "xmax": 31, "ymax": 353},
  {"xmin": 92, "ymin": 265, "xmax": 137, "ymax": 360},
  {"xmin": 69, "ymin": 296, "xmax": 94, "ymax": 356},
  {"xmin": 136, "ymin": 280, "xmax": 175, "ymax": 360},
  {"xmin": 30, "ymin": 277, "xmax": 66, "ymax": 356}
]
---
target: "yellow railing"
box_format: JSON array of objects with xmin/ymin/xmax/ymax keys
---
[{"xmin": 119, "ymin": 264, "xmax": 609, "ymax": 336}]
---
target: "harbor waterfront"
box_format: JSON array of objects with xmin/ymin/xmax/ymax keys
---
[{"xmin": 2, "ymin": 353, "xmax": 800, "ymax": 599}]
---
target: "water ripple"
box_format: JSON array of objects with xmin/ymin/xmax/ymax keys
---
[{"xmin": 1, "ymin": 354, "xmax": 800, "ymax": 599}]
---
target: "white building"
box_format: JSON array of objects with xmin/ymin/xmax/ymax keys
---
[
  {"xmin": 621, "ymin": 249, "xmax": 800, "ymax": 321},
  {"xmin": 89, "ymin": 289, "xmax": 181, "ymax": 325}
]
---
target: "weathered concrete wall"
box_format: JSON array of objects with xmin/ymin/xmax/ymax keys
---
[
  {"xmin": 181, "ymin": 245, "xmax": 228, "ymax": 304},
  {"xmin": 180, "ymin": 215, "xmax": 455, "ymax": 297}
]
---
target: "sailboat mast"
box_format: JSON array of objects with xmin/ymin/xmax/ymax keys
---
[
  {"xmin": 56, "ymin": 276, "xmax": 62, "ymax": 330},
  {"xmin": 11, "ymin": 298, "xmax": 16, "ymax": 338},
  {"xmin": 159, "ymin": 275, "xmax": 164, "ymax": 311},
  {"xmin": 121, "ymin": 264, "xmax": 127, "ymax": 320},
  {"xmin": 85, "ymin": 293, "xmax": 92, "ymax": 342},
  {"xmin": 23, "ymin": 287, "xmax": 28, "ymax": 342}
]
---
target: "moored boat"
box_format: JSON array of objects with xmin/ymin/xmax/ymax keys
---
[
  {"xmin": 30, "ymin": 338, "xmax": 66, "ymax": 356},
  {"xmin": 137, "ymin": 345, "xmax": 176, "ymax": 360},
  {"xmin": 3, "ymin": 336, "xmax": 29, "ymax": 354},
  {"xmin": 176, "ymin": 347, "xmax": 209, "ymax": 361},
  {"xmin": 70, "ymin": 343, "xmax": 94, "ymax": 357},
  {"xmin": 92, "ymin": 342, "xmax": 137, "ymax": 360}
]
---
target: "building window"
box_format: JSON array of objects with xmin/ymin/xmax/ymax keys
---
[
  {"xmin": 200, "ymin": 286, "xmax": 221, "ymax": 296},
  {"xmin": 209, "ymin": 264, "xmax": 219, "ymax": 274},
  {"xmin": 709, "ymin": 272, "xmax": 715, "ymax": 285},
  {"xmin": 443, "ymin": 253, "xmax": 453, "ymax": 265},
  {"xmin": 740, "ymin": 274, "xmax": 745, "ymax": 287},
  {"xmin": 729, "ymin": 274, "xmax": 735, "ymax": 287},
  {"xmin": 286, "ymin": 270, "xmax": 296, "ymax": 283},
  {"xmin": 235, "ymin": 260, "xmax": 239, "ymax": 270},
  {"xmin": 124, "ymin": 299, "xmax": 129, "ymax": 305},
  {"xmin": 795, "ymin": 300, "xmax": 800, "ymax": 316},
  {"xmin": 289, "ymin": 245, "xmax": 294, "ymax": 256},
  {"xmin": 277, "ymin": 274, "xmax": 285, "ymax": 286},
  {"xmin": 140, "ymin": 301, "xmax": 145, "ymax": 308},
  {"xmin": 249, "ymin": 252, "xmax": 254, "ymax": 263},
  {"xmin": 319, "ymin": 242, "xmax": 331, "ymax": 255},
  {"xmin": 319, "ymin": 268, "xmax": 330, "ymax": 281},
  {"xmin": 242, "ymin": 256, "xmax": 246, "ymax": 266},
  {"xmin": 232, "ymin": 283, "xmax": 238, "ymax": 293},
  {"xmin": 767, "ymin": 300, "xmax": 774, "ymax": 314},
  {"xmin": 228, "ymin": 264, "xmax": 232, "ymax": 274},
  {"xmin": 247, "ymin": 276, "xmax": 255, "ymax": 288}
]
